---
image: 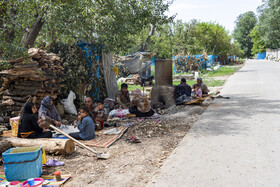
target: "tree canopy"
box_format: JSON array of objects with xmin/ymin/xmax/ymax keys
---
[
  {"xmin": 257, "ymin": 0, "xmax": 280, "ymax": 49},
  {"xmin": 232, "ymin": 11, "xmax": 257, "ymax": 58},
  {"xmin": 126, "ymin": 20, "xmax": 237, "ymax": 59},
  {"xmin": 250, "ymin": 26, "xmax": 266, "ymax": 54},
  {"xmin": 0, "ymin": 0, "xmax": 174, "ymax": 59}
]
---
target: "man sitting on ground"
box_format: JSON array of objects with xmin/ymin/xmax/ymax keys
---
[
  {"xmin": 84, "ymin": 96, "xmax": 96, "ymax": 116},
  {"xmin": 195, "ymin": 77, "xmax": 209, "ymax": 95},
  {"xmin": 178, "ymin": 78, "xmax": 192, "ymax": 96},
  {"xmin": 115, "ymin": 83, "xmax": 130, "ymax": 109}
]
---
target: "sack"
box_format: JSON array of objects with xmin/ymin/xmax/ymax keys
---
[{"xmin": 61, "ymin": 91, "xmax": 77, "ymax": 115}]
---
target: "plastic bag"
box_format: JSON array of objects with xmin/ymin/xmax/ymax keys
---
[{"xmin": 61, "ymin": 91, "xmax": 77, "ymax": 115}]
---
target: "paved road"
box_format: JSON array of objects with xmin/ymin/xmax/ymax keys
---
[{"xmin": 147, "ymin": 60, "xmax": 280, "ymax": 187}]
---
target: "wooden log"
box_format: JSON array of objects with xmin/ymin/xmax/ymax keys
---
[
  {"xmin": 3, "ymin": 89, "xmax": 39, "ymax": 96},
  {"xmin": 12, "ymin": 85, "xmax": 42, "ymax": 91},
  {"xmin": 5, "ymin": 137, "xmax": 75, "ymax": 155},
  {"xmin": 0, "ymin": 138, "xmax": 13, "ymax": 155},
  {"xmin": 3, "ymin": 95, "xmax": 30, "ymax": 102}
]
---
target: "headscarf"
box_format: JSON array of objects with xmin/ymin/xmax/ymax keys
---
[
  {"xmin": 23, "ymin": 103, "xmax": 34, "ymax": 114},
  {"xmin": 39, "ymin": 96, "xmax": 60, "ymax": 121},
  {"xmin": 18, "ymin": 102, "xmax": 34, "ymax": 137}
]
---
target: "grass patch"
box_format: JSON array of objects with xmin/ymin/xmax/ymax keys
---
[
  {"xmin": 205, "ymin": 66, "xmax": 238, "ymax": 77},
  {"xmin": 118, "ymin": 83, "xmax": 143, "ymax": 91}
]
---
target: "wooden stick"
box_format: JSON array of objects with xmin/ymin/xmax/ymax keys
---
[{"xmin": 49, "ymin": 125, "xmax": 109, "ymax": 159}]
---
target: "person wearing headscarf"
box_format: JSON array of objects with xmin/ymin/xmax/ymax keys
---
[
  {"xmin": 195, "ymin": 77, "xmax": 209, "ymax": 95},
  {"xmin": 129, "ymin": 88, "xmax": 154, "ymax": 117},
  {"xmin": 18, "ymin": 103, "xmax": 52, "ymax": 138},
  {"xmin": 38, "ymin": 96, "xmax": 62, "ymax": 127}
]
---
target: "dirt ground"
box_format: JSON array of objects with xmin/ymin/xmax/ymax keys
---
[
  {"xmin": 0, "ymin": 72, "xmax": 235, "ymax": 187},
  {"xmin": 51, "ymin": 105, "xmax": 207, "ymax": 187}
]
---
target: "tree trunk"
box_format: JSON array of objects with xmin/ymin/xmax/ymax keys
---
[
  {"xmin": 21, "ymin": 15, "xmax": 45, "ymax": 48},
  {"xmin": 139, "ymin": 24, "xmax": 155, "ymax": 52},
  {"xmin": 4, "ymin": 137, "xmax": 75, "ymax": 155}
]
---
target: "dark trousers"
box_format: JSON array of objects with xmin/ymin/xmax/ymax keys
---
[
  {"xmin": 28, "ymin": 131, "xmax": 53, "ymax": 139},
  {"xmin": 69, "ymin": 132, "xmax": 82, "ymax": 140},
  {"xmin": 129, "ymin": 107, "xmax": 155, "ymax": 117}
]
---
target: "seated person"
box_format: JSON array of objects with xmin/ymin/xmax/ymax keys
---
[
  {"xmin": 129, "ymin": 88, "xmax": 154, "ymax": 117},
  {"xmin": 84, "ymin": 96, "xmax": 96, "ymax": 116},
  {"xmin": 93, "ymin": 100, "xmax": 108, "ymax": 130},
  {"xmin": 178, "ymin": 78, "xmax": 192, "ymax": 96},
  {"xmin": 196, "ymin": 77, "xmax": 209, "ymax": 95},
  {"xmin": 18, "ymin": 103, "xmax": 52, "ymax": 138},
  {"xmin": 69, "ymin": 106, "xmax": 95, "ymax": 140},
  {"xmin": 115, "ymin": 83, "xmax": 130, "ymax": 109},
  {"xmin": 192, "ymin": 84, "xmax": 202, "ymax": 97},
  {"xmin": 39, "ymin": 96, "xmax": 62, "ymax": 127}
]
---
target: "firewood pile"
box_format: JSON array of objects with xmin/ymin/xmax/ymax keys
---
[
  {"xmin": 0, "ymin": 48, "xmax": 64, "ymax": 117},
  {"xmin": 48, "ymin": 43, "xmax": 107, "ymax": 103},
  {"xmin": 174, "ymin": 51, "xmax": 209, "ymax": 73}
]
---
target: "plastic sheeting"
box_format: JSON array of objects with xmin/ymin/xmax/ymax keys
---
[
  {"xmin": 257, "ymin": 52, "xmax": 266, "ymax": 59},
  {"xmin": 102, "ymin": 53, "xmax": 119, "ymax": 99}
]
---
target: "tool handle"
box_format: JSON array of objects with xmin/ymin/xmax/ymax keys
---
[{"xmin": 49, "ymin": 125, "xmax": 98, "ymax": 154}]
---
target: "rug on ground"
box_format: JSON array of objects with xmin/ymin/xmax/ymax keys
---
[
  {"xmin": 0, "ymin": 173, "xmax": 71, "ymax": 187},
  {"xmin": 81, "ymin": 126, "xmax": 129, "ymax": 148}
]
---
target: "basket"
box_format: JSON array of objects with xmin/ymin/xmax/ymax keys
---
[
  {"xmin": 10, "ymin": 116, "xmax": 20, "ymax": 137},
  {"xmin": 3, "ymin": 146, "xmax": 43, "ymax": 181}
]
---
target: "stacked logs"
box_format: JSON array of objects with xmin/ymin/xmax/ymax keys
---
[
  {"xmin": 48, "ymin": 43, "xmax": 107, "ymax": 104},
  {"xmin": 174, "ymin": 51, "xmax": 209, "ymax": 73},
  {"xmin": 0, "ymin": 48, "xmax": 64, "ymax": 117}
]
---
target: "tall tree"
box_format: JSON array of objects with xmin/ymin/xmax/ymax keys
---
[
  {"xmin": 233, "ymin": 11, "xmax": 257, "ymax": 58},
  {"xmin": 258, "ymin": 0, "xmax": 280, "ymax": 49},
  {"xmin": 250, "ymin": 25, "xmax": 266, "ymax": 54}
]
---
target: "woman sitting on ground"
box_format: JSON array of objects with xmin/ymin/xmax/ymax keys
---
[
  {"xmin": 69, "ymin": 106, "xmax": 95, "ymax": 140},
  {"xmin": 39, "ymin": 96, "xmax": 62, "ymax": 127},
  {"xmin": 18, "ymin": 103, "xmax": 52, "ymax": 138},
  {"xmin": 129, "ymin": 88, "xmax": 154, "ymax": 117}
]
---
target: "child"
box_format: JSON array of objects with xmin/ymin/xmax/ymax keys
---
[
  {"xmin": 93, "ymin": 100, "xmax": 109, "ymax": 130},
  {"xmin": 69, "ymin": 106, "xmax": 95, "ymax": 140},
  {"xmin": 192, "ymin": 84, "xmax": 202, "ymax": 97}
]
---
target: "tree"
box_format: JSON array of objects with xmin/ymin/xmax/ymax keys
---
[
  {"xmin": 193, "ymin": 22, "xmax": 231, "ymax": 55},
  {"xmin": 143, "ymin": 20, "xmax": 235, "ymax": 59},
  {"xmin": 258, "ymin": 0, "xmax": 280, "ymax": 49},
  {"xmin": 233, "ymin": 11, "xmax": 257, "ymax": 58},
  {"xmin": 250, "ymin": 25, "xmax": 266, "ymax": 54},
  {"xmin": 229, "ymin": 41, "xmax": 244, "ymax": 57},
  {"xmin": 0, "ymin": 0, "xmax": 174, "ymax": 59}
]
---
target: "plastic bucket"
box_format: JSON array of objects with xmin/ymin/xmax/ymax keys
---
[{"xmin": 3, "ymin": 146, "xmax": 43, "ymax": 181}]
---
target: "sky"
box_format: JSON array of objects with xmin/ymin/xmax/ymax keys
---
[{"xmin": 166, "ymin": 0, "xmax": 263, "ymax": 34}]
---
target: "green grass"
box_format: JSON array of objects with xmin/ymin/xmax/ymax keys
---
[
  {"xmin": 118, "ymin": 83, "xmax": 143, "ymax": 91},
  {"xmin": 204, "ymin": 66, "xmax": 238, "ymax": 77}
]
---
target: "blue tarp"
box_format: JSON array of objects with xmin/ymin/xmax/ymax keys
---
[
  {"xmin": 77, "ymin": 43, "xmax": 102, "ymax": 101},
  {"xmin": 257, "ymin": 52, "xmax": 266, "ymax": 59}
]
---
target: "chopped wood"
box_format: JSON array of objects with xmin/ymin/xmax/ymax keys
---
[{"xmin": 4, "ymin": 137, "xmax": 75, "ymax": 155}]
